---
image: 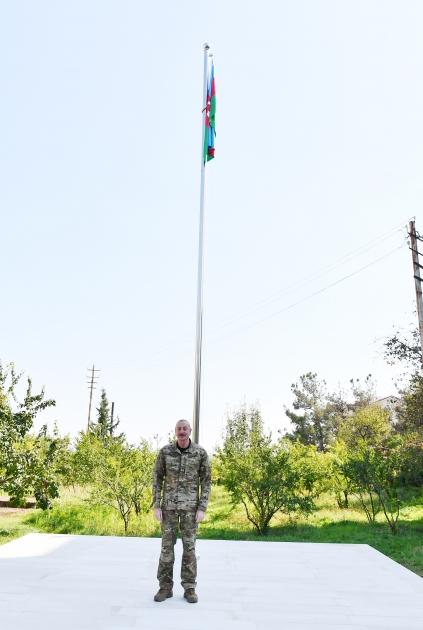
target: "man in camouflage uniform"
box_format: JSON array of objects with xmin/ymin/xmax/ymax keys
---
[{"xmin": 152, "ymin": 419, "xmax": 211, "ymax": 604}]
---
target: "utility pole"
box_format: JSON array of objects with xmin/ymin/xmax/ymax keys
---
[
  {"xmin": 110, "ymin": 401, "xmax": 114, "ymax": 434},
  {"xmin": 408, "ymin": 219, "xmax": 423, "ymax": 353},
  {"xmin": 86, "ymin": 365, "xmax": 100, "ymax": 433}
]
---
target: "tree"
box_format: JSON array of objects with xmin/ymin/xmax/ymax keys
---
[
  {"xmin": 348, "ymin": 376, "xmax": 377, "ymax": 411},
  {"xmin": 216, "ymin": 403, "xmax": 324, "ymax": 535},
  {"xmin": 338, "ymin": 435, "xmax": 420, "ymax": 534},
  {"xmin": 0, "ymin": 361, "xmax": 60, "ymax": 509},
  {"xmin": 335, "ymin": 405, "xmax": 392, "ymax": 522},
  {"xmin": 370, "ymin": 436, "xmax": 416, "ymax": 535},
  {"xmin": 108, "ymin": 413, "xmax": 121, "ymax": 437},
  {"xmin": 337, "ymin": 445, "xmax": 382, "ymax": 523},
  {"xmin": 383, "ymin": 325, "xmax": 421, "ymax": 371},
  {"xmin": 284, "ymin": 374, "xmax": 377, "ymax": 451},
  {"xmin": 334, "ymin": 401, "xmax": 421, "ymax": 534},
  {"xmin": 397, "ymin": 379, "xmax": 423, "ymax": 435},
  {"xmin": 327, "ymin": 441, "xmax": 354, "ymax": 509},
  {"xmin": 383, "ymin": 325, "xmax": 423, "ymax": 436},
  {"xmin": 43, "ymin": 427, "xmax": 74, "ymax": 490},
  {"xmin": 338, "ymin": 405, "xmax": 392, "ymax": 449},
  {"xmin": 284, "ymin": 374, "xmax": 344, "ymax": 451},
  {"xmin": 93, "ymin": 389, "xmax": 110, "ymax": 440},
  {"xmin": 92, "ymin": 389, "xmax": 123, "ymax": 441},
  {"xmin": 74, "ymin": 433, "xmax": 156, "ymax": 533}
]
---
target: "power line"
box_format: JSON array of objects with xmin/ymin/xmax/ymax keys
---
[
  {"xmin": 203, "ymin": 221, "xmax": 409, "ymax": 333},
  {"xmin": 100, "ymin": 219, "xmax": 410, "ymax": 369},
  {"xmin": 103, "ymin": 240, "xmax": 406, "ymax": 376},
  {"xmin": 107, "ymin": 226, "xmax": 406, "ymax": 371},
  {"xmin": 204, "ymin": 241, "xmax": 407, "ymax": 349},
  {"xmin": 202, "ymin": 229, "xmax": 405, "ymax": 338}
]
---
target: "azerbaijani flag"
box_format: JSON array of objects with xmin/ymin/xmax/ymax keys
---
[{"xmin": 203, "ymin": 61, "xmax": 216, "ymax": 162}]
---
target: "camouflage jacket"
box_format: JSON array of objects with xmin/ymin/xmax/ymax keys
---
[{"xmin": 152, "ymin": 441, "xmax": 211, "ymax": 512}]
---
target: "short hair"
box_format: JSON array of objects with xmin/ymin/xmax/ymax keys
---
[{"xmin": 175, "ymin": 419, "xmax": 191, "ymax": 428}]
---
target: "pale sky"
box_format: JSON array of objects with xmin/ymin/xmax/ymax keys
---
[{"xmin": 1, "ymin": 1, "xmax": 423, "ymax": 450}]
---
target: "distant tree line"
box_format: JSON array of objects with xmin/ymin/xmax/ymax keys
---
[
  {"xmin": 214, "ymin": 326, "xmax": 423, "ymax": 535},
  {"xmin": 1, "ymin": 322, "xmax": 423, "ymax": 535},
  {"xmin": 0, "ymin": 365, "xmax": 155, "ymax": 532}
]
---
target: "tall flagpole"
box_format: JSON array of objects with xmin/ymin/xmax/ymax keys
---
[{"xmin": 192, "ymin": 43, "xmax": 211, "ymax": 444}]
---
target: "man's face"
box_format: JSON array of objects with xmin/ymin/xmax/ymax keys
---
[{"xmin": 175, "ymin": 421, "xmax": 191, "ymax": 442}]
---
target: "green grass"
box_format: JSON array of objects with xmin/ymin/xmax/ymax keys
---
[
  {"xmin": 200, "ymin": 487, "xmax": 423, "ymax": 577},
  {"xmin": 1, "ymin": 486, "xmax": 423, "ymax": 578},
  {"xmin": 0, "ymin": 512, "xmax": 39, "ymax": 546},
  {"xmin": 15, "ymin": 488, "xmax": 161, "ymax": 538}
]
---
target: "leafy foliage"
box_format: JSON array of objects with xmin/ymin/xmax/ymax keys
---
[
  {"xmin": 383, "ymin": 325, "xmax": 422, "ymax": 371},
  {"xmin": 92, "ymin": 389, "xmax": 122, "ymax": 441},
  {"xmin": 334, "ymin": 403, "xmax": 422, "ymax": 534},
  {"xmin": 0, "ymin": 362, "xmax": 59, "ymax": 509},
  {"xmin": 382, "ymin": 325, "xmax": 423, "ymax": 436},
  {"xmin": 337, "ymin": 445, "xmax": 383, "ymax": 523},
  {"xmin": 284, "ymin": 374, "xmax": 341, "ymax": 451},
  {"xmin": 284, "ymin": 373, "xmax": 376, "ymax": 451},
  {"xmin": 216, "ymin": 403, "xmax": 325, "ymax": 534},
  {"xmin": 2, "ymin": 349, "xmax": 422, "ymax": 543},
  {"xmin": 327, "ymin": 441, "xmax": 354, "ymax": 509},
  {"xmin": 73, "ymin": 433, "xmax": 156, "ymax": 533},
  {"xmin": 338, "ymin": 405, "xmax": 392, "ymax": 449}
]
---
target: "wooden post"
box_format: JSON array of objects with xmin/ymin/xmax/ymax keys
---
[
  {"xmin": 110, "ymin": 401, "xmax": 114, "ymax": 435},
  {"xmin": 409, "ymin": 220, "xmax": 423, "ymax": 354},
  {"xmin": 87, "ymin": 365, "xmax": 100, "ymax": 432}
]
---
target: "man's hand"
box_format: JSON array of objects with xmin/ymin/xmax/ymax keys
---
[
  {"xmin": 153, "ymin": 507, "xmax": 163, "ymax": 522},
  {"xmin": 195, "ymin": 510, "xmax": 205, "ymax": 523}
]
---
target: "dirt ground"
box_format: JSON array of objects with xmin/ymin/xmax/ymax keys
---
[
  {"xmin": 0, "ymin": 497, "xmax": 36, "ymax": 514},
  {"xmin": 0, "ymin": 507, "xmax": 34, "ymax": 516}
]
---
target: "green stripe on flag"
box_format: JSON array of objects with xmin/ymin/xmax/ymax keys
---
[{"xmin": 209, "ymin": 94, "xmax": 216, "ymax": 133}]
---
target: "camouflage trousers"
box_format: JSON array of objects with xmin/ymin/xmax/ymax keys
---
[{"xmin": 157, "ymin": 510, "xmax": 198, "ymax": 590}]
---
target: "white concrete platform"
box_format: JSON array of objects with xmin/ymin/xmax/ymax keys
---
[{"xmin": 0, "ymin": 534, "xmax": 422, "ymax": 629}]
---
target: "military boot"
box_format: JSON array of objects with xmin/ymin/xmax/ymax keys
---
[
  {"xmin": 154, "ymin": 588, "xmax": 173, "ymax": 602},
  {"xmin": 184, "ymin": 588, "xmax": 198, "ymax": 603}
]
